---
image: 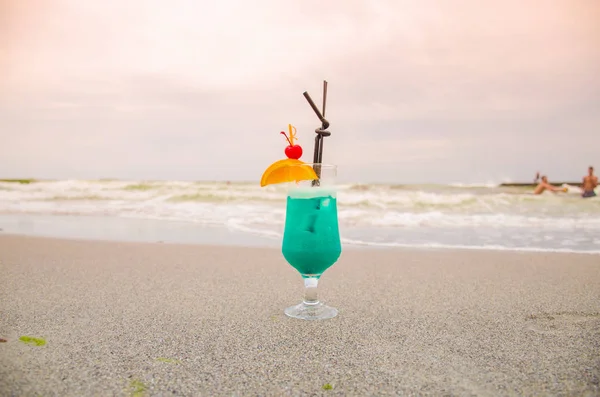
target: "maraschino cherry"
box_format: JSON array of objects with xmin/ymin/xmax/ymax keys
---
[{"xmin": 280, "ymin": 124, "xmax": 303, "ymax": 160}]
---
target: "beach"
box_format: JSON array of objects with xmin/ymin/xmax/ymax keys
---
[
  {"xmin": 3, "ymin": 0, "xmax": 600, "ymax": 394},
  {"xmin": 1, "ymin": 234, "xmax": 599, "ymax": 396}
]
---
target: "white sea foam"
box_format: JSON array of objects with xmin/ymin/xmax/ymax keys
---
[
  {"xmin": 338, "ymin": 237, "xmax": 600, "ymax": 255},
  {"xmin": 1, "ymin": 179, "xmax": 599, "ymax": 253},
  {"xmin": 448, "ymin": 182, "xmax": 499, "ymax": 188}
]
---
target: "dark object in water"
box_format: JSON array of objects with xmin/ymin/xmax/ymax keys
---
[
  {"xmin": 500, "ymin": 182, "xmax": 580, "ymax": 188},
  {"xmin": 0, "ymin": 338, "xmax": 7, "ymax": 343}
]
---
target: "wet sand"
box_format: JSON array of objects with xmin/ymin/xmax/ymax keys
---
[{"xmin": 1, "ymin": 234, "xmax": 599, "ymax": 396}]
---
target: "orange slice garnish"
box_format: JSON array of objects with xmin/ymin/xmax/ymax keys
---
[{"xmin": 260, "ymin": 159, "xmax": 319, "ymax": 187}]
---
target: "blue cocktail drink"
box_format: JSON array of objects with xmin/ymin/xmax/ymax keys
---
[
  {"xmin": 280, "ymin": 164, "xmax": 342, "ymax": 320},
  {"xmin": 282, "ymin": 189, "xmax": 341, "ymax": 277},
  {"xmin": 259, "ymin": 81, "xmax": 339, "ymax": 320}
]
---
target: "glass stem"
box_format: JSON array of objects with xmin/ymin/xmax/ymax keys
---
[{"xmin": 303, "ymin": 277, "xmax": 320, "ymax": 305}]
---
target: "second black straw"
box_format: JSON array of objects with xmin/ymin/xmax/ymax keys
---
[{"xmin": 303, "ymin": 80, "xmax": 331, "ymax": 182}]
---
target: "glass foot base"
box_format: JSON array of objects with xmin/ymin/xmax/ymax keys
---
[{"xmin": 284, "ymin": 301, "xmax": 338, "ymax": 320}]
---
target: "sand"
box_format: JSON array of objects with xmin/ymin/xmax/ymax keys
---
[{"xmin": 1, "ymin": 234, "xmax": 599, "ymax": 396}]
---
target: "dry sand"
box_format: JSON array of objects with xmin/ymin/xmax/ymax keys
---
[{"xmin": 1, "ymin": 234, "xmax": 599, "ymax": 396}]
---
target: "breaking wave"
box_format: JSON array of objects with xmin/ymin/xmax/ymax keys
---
[{"xmin": 1, "ymin": 179, "xmax": 598, "ymax": 253}]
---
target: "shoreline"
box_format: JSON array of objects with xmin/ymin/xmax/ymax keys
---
[
  {"xmin": 1, "ymin": 234, "xmax": 599, "ymax": 395},
  {"xmin": 1, "ymin": 213, "xmax": 599, "ymax": 256},
  {"xmin": 3, "ymin": 231, "xmax": 600, "ymax": 258},
  {"xmin": 0, "ymin": 213, "xmax": 280, "ymax": 249},
  {"xmin": 3, "ymin": 231, "xmax": 600, "ymax": 259}
]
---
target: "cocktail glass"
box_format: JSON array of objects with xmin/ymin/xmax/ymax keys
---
[{"xmin": 282, "ymin": 163, "xmax": 341, "ymax": 320}]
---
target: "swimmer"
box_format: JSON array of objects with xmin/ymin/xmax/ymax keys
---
[
  {"xmin": 533, "ymin": 175, "xmax": 566, "ymax": 195},
  {"xmin": 581, "ymin": 166, "xmax": 598, "ymax": 198}
]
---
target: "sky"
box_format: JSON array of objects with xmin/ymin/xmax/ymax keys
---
[{"xmin": 1, "ymin": 0, "xmax": 599, "ymax": 184}]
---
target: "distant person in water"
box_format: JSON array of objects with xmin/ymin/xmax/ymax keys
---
[
  {"xmin": 581, "ymin": 166, "xmax": 598, "ymax": 198},
  {"xmin": 533, "ymin": 176, "xmax": 566, "ymax": 195}
]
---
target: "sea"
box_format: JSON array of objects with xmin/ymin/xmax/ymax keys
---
[{"xmin": 1, "ymin": 179, "xmax": 599, "ymax": 254}]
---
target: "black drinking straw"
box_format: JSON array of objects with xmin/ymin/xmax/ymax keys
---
[{"xmin": 303, "ymin": 80, "xmax": 331, "ymax": 185}]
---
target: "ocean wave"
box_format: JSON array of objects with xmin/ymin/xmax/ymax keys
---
[
  {"xmin": 358, "ymin": 211, "xmax": 600, "ymax": 229},
  {"xmin": 1, "ymin": 178, "xmax": 598, "ymax": 253},
  {"xmin": 220, "ymin": 216, "xmax": 600, "ymax": 254},
  {"xmin": 448, "ymin": 182, "xmax": 499, "ymax": 188},
  {"xmin": 1, "ymin": 179, "xmax": 598, "ymax": 209},
  {"xmin": 338, "ymin": 237, "xmax": 600, "ymax": 255},
  {"xmin": 42, "ymin": 195, "xmax": 117, "ymax": 201},
  {"xmin": 0, "ymin": 179, "xmax": 38, "ymax": 184},
  {"xmin": 123, "ymin": 183, "xmax": 158, "ymax": 191}
]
